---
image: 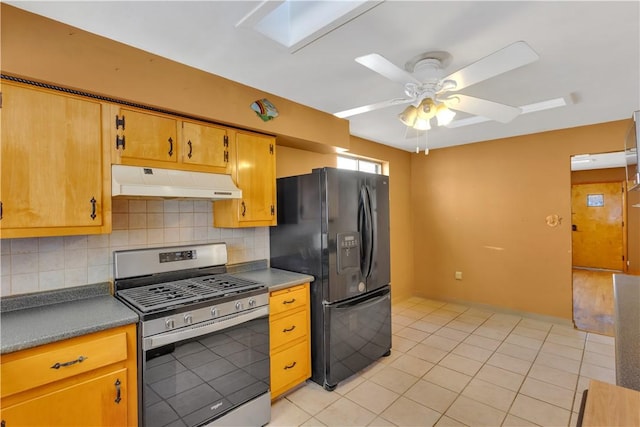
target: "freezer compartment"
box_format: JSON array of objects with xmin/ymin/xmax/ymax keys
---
[{"xmin": 320, "ymin": 286, "xmax": 391, "ymax": 390}]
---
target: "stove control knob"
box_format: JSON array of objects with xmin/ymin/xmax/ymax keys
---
[
  {"xmin": 248, "ymin": 298, "xmax": 256, "ymax": 308},
  {"xmin": 235, "ymin": 301, "xmax": 244, "ymax": 311},
  {"xmin": 184, "ymin": 314, "xmax": 193, "ymax": 325},
  {"xmin": 165, "ymin": 318, "xmax": 175, "ymax": 330},
  {"xmin": 210, "ymin": 307, "xmax": 218, "ymax": 318}
]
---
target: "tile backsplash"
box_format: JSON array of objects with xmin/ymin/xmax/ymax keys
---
[{"xmin": 0, "ymin": 198, "xmax": 270, "ymax": 296}]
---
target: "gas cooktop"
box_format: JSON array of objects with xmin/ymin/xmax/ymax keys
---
[{"xmin": 116, "ymin": 273, "xmax": 263, "ymax": 313}]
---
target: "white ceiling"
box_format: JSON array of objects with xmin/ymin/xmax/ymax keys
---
[{"xmin": 8, "ymin": 1, "xmax": 640, "ymax": 153}]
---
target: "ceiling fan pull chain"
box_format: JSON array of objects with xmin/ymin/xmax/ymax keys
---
[{"xmin": 424, "ymin": 130, "xmax": 430, "ymax": 155}]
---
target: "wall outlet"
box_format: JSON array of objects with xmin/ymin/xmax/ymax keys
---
[{"xmin": 455, "ymin": 271, "xmax": 463, "ymax": 280}]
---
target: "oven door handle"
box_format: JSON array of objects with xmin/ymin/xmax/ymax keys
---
[{"xmin": 143, "ymin": 306, "xmax": 269, "ymax": 351}]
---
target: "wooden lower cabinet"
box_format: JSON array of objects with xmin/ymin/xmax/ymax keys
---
[
  {"xmin": 269, "ymin": 283, "xmax": 311, "ymax": 400},
  {"xmin": 1, "ymin": 369, "xmax": 128, "ymax": 427},
  {"xmin": 0, "ymin": 324, "xmax": 137, "ymax": 427}
]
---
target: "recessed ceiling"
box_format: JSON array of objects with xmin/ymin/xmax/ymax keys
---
[{"xmin": 8, "ymin": 1, "xmax": 640, "ymax": 153}]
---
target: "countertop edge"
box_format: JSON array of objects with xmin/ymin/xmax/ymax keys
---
[{"xmin": 2, "ymin": 315, "xmax": 138, "ymax": 354}]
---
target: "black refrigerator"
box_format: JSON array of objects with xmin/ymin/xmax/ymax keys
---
[{"xmin": 270, "ymin": 167, "xmax": 391, "ymax": 391}]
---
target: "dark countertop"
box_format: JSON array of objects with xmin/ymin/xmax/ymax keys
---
[
  {"xmin": 226, "ymin": 260, "xmax": 314, "ymax": 292},
  {"xmin": 613, "ymin": 273, "xmax": 640, "ymax": 391},
  {"xmin": 230, "ymin": 268, "xmax": 314, "ymax": 292},
  {"xmin": 1, "ymin": 283, "xmax": 139, "ymax": 355},
  {"xmin": 0, "ymin": 262, "xmax": 312, "ymax": 355}
]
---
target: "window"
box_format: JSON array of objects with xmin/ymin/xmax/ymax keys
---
[{"xmin": 337, "ymin": 156, "xmax": 382, "ymax": 174}]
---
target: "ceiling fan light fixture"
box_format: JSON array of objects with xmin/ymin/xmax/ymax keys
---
[
  {"xmin": 398, "ymin": 105, "xmax": 418, "ymax": 127},
  {"xmin": 413, "ymin": 117, "xmax": 431, "ymax": 130},
  {"xmin": 435, "ymin": 103, "xmax": 456, "ymax": 126},
  {"xmin": 417, "ymin": 98, "xmax": 437, "ymax": 120}
]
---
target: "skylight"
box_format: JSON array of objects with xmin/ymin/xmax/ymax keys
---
[{"xmin": 236, "ymin": 0, "xmax": 382, "ymax": 53}]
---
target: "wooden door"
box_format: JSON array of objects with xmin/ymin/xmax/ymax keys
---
[
  {"xmin": 1, "ymin": 83, "xmax": 105, "ymax": 231},
  {"xmin": 571, "ymin": 182, "xmax": 625, "ymax": 270},
  {"xmin": 118, "ymin": 108, "xmax": 178, "ymax": 163},
  {"xmin": 181, "ymin": 121, "xmax": 228, "ymax": 170},
  {"xmin": 1, "ymin": 369, "xmax": 128, "ymax": 426},
  {"xmin": 236, "ymin": 132, "xmax": 276, "ymax": 223}
]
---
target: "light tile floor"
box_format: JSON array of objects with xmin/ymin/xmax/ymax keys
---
[{"xmin": 267, "ymin": 297, "xmax": 616, "ymax": 427}]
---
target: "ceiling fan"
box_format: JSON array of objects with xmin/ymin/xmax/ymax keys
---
[{"xmin": 335, "ymin": 41, "xmax": 540, "ymax": 130}]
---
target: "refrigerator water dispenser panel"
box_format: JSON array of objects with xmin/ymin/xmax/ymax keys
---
[{"xmin": 337, "ymin": 232, "xmax": 360, "ymax": 274}]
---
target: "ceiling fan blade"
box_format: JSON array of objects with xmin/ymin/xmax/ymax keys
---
[
  {"xmin": 355, "ymin": 53, "xmax": 421, "ymax": 85},
  {"xmin": 334, "ymin": 97, "xmax": 414, "ymax": 118},
  {"xmin": 443, "ymin": 41, "xmax": 539, "ymax": 91},
  {"xmin": 444, "ymin": 94, "xmax": 521, "ymax": 123}
]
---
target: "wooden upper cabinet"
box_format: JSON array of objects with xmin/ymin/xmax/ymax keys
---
[
  {"xmin": 0, "ymin": 82, "xmax": 111, "ymax": 238},
  {"xmin": 237, "ymin": 131, "xmax": 277, "ymax": 223},
  {"xmin": 214, "ymin": 130, "xmax": 277, "ymax": 227},
  {"xmin": 113, "ymin": 108, "xmax": 232, "ymax": 173},
  {"xmin": 114, "ymin": 107, "xmax": 178, "ymax": 165},
  {"xmin": 181, "ymin": 121, "xmax": 229, "ymax": 172}
]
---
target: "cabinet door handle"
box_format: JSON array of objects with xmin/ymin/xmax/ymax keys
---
[
  {"xmin": 114, "ymin": 379, "xmax": 122, "ymax": 404},
  {"xmin": 187, "ymin": 140, "xmax": 193, "ymax": 158},
  {"xmin": 283, "ymin": 325, "xmax": 296, "ymax": 333},
  {"xmin": 284, "ymin": 361, "xmax": 297, "ymax": 370},
  {"xmin": 168, "ymin": 137, "xmax": 174, "ymax": 157},
  {"xmin": 282, "ymin": 298, "xmax": 296, "ymax": 305},
  {"xmin": 241, "ymin": 201, "xmax": 246, "ymax": 217},
  {"xmin": 51, "ymin": 355, "xmax": 88, "ymax": 369},
  {"xmin": 90, "ymin": 197, "xmax": 97, "ymax": 220}
]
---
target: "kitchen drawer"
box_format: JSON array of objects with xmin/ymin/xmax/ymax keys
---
[
  {"xmin": 270, "ymin": 309, "xmax": 308, "ymax": 350},
  {"xmin": 270, "ymin": 284, "xmax": 309, "ymax": 317},
  {"xmin": 270, "ymin": 340, "xmax": 310, "ymax": 397},
  {"xmin": 1, "ymin": 330, "xmax": 128, "ymax": 398}
]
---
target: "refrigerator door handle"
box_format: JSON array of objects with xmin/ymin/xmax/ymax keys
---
[
  {"xmin": 330, "ymin": 286, "xmax": 390, "ymax": 310},
  {"xmin": 358, "ymin": 184, "xmax": 375, "ymax": 279}
]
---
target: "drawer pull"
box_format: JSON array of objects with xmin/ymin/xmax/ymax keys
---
[
  {"xmin": 283, "ymin": 325, "xmax": 296, "ymax": 333},
  {"xmin": 114, "ymin": 379, "xmax": 122, "ymax": 404},
  {"xmin": 50, "ymin": 355, "xmax": 88, "ymax": 369},
  {"xmin": 284, "ymin": 361, "xmax": 297, "ymax": 370},
  {"xmin": 282, "ymin": 298, "xmax": 296, "ymax": 305}
]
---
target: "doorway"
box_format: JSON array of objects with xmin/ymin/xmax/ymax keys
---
[
  {"xmin": 570, "ymin": 152, "xmax": 627, "ymax": 336},
  {"xmin": 571, "ymin": 181, "xmax": 625, "ymax": 270}
]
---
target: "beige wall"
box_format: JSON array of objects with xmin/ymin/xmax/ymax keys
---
[
  {"xmin": 276, "ymin": 139, "xmax": 414, "ymax": 302},
  {"xmin": 411, "ymin": 120, "xmax": 631, "ymax": 319}
]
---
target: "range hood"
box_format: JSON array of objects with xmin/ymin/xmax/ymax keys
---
[{"xmin": 112, "ymin": 165, "xmax": 242, "ymax": 200}]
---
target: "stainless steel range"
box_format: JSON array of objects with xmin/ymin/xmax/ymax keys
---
[{"xmin": 113, "ymin": 243, "xmax": 271, "ymax": 427}]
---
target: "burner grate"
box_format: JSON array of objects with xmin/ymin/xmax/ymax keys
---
[{"xmin": 117, "ymin": 274, "xmax": 263, "ymax": 313}]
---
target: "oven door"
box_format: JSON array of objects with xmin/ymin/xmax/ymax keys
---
[{"xmin": 141, "ymin": 307, "xmax": 270, "ymax": 427}]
